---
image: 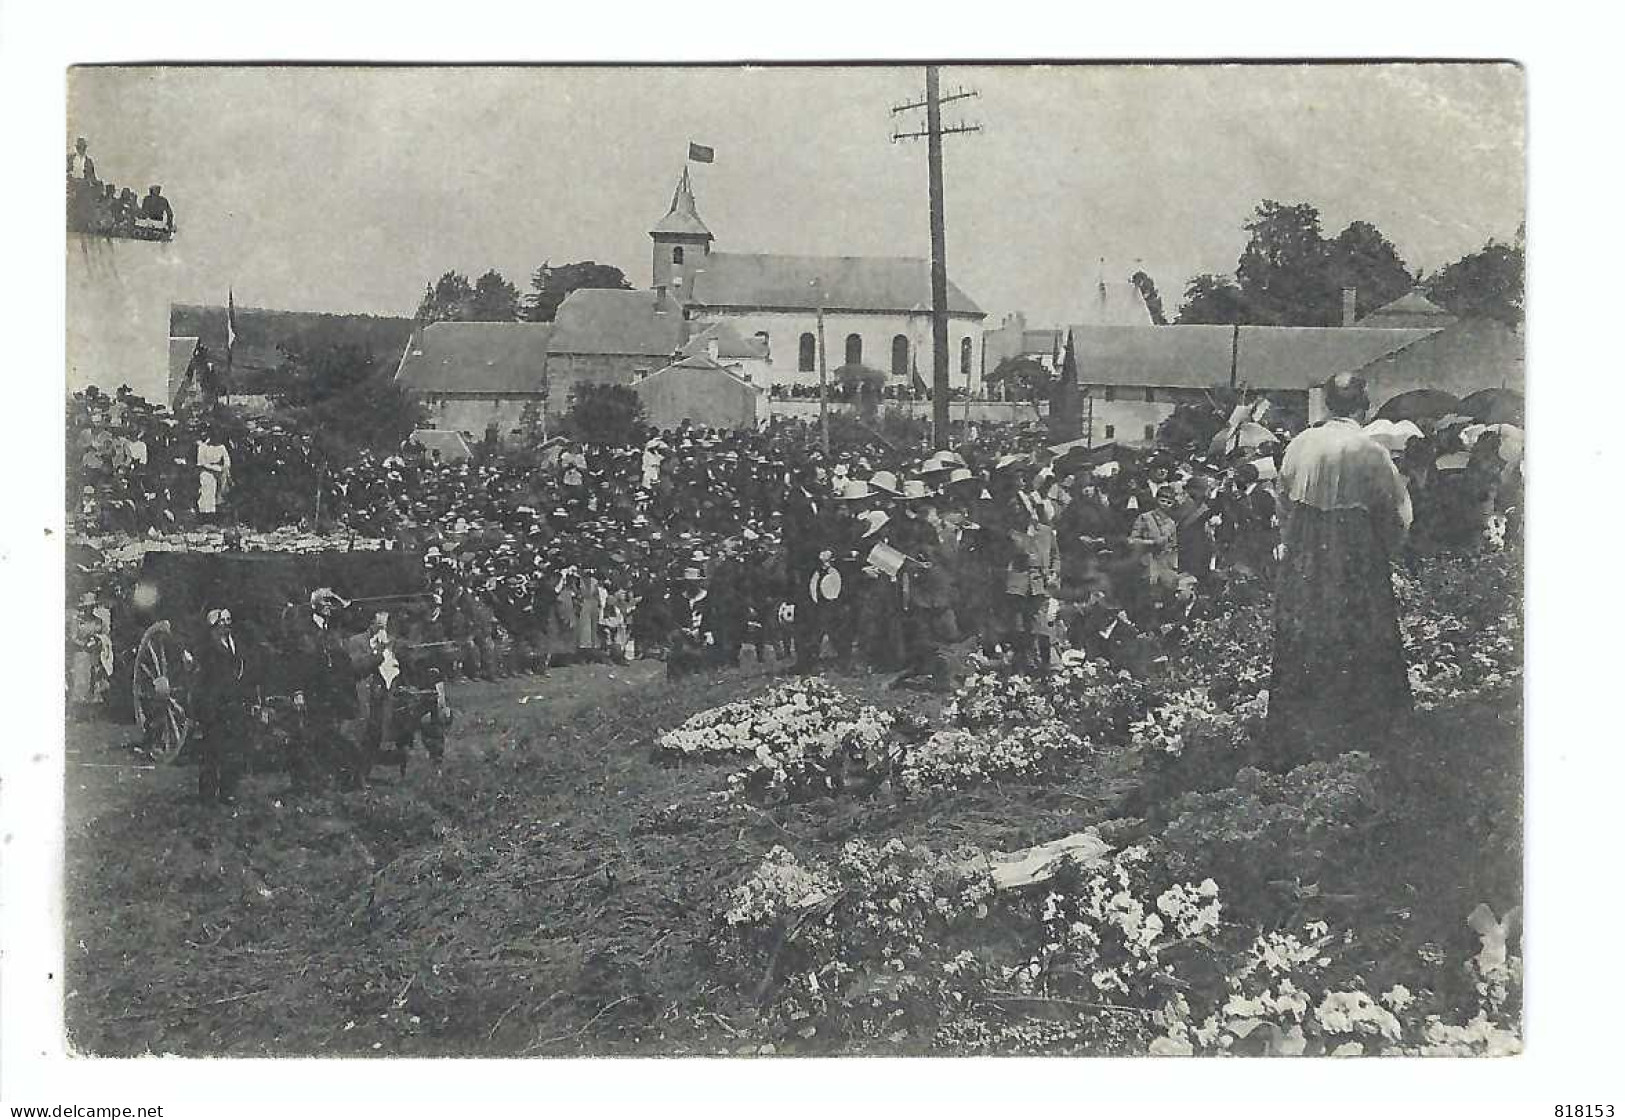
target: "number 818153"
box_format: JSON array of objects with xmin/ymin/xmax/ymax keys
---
[{"xmin": 1556, "ymin": 1108, "xmax": 1614, "ymax": 1118}]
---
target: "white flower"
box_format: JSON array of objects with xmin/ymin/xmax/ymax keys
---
[{"xmin": 1381, "ymin": 984, "xmax": 1414, "ymax": 1011}]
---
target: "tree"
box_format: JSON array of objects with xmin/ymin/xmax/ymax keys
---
[
  {"xmin": 277, "ymin": 341, "xmax": 378, "ymax": 406},
  {"xmin": 1424, "ymin": 237, "xmax": 1524, "ymax": 327},
  {"xmin": 1130, "ymin": 270, "xmax": 1168, "ymax": 325},
  {"xmin": 562, "ymin": 382, "xmax": 645, "ymax": 445},
  {"xmin": 522, "ymin": 261, "xmax": 633, "ymax": 323},
  {"xmin": 1175, "ymin": 202, "xmax": 1418, "ymax": 327},
  {"xmin": 1175, "ymin": 274, "xmax": 1249, "ymax": 325},
  {"xmin": 274, "ymin": 341, "xmax": 423, "ymax": 457},
  {"xmin": 468, "ymin": 269, "xmax": 521, "ymax": 322},
  {"xmin": 1155, "ymin": 386, "xmax": 1239, "ymax": 453},
  {"xmin": 1235, "ymin": 200, "xmax": 1338, "ymax": 326},
  {"xmin": 416, "ymin": 271, "xmax": 474, "ymax": 324},
  {"xmin": 985, "ymin": 355, "xmax": 1052, "ymax": 400},
  {"xmin": 1327, "ymin": 221, "xmax": 1414, "ymax": 321}
]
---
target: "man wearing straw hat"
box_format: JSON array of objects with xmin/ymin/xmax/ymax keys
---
[
  {"xmin": 850, "ymin": 509, "xmax": 902, "ymax": 671},
  {"xmin": 1004, "ymin": 498, "xmax": 1058, "ymax": 671}
]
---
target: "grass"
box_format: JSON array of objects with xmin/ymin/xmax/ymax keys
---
[{"xmin": 64, "ymin": 653, "xmax": 1521, "ymax": 1057}]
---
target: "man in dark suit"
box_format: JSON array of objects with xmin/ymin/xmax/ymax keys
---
[
  {"xmin": 288, "ymin": 588, "xmax": 368, "ymax": 790},
  {"xmin": 194, "ymin": 607, "xmax": 251, "ymax": 804},
  {"xmin": 891, "ymin": 494, "xmax": 960, "ymax": 691}
]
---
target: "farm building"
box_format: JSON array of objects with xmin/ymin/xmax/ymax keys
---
[
  {"xmin": 633, "ymin": 353, "xmax": 765, "ymax": 431},
  {"xmin": 1049, "ymin": 289, "xmax": 1522, "ymax": 445}
]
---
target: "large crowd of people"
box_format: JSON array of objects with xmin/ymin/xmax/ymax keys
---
[
  {"xmin": 65, "ymin": 376, "xmax": 1522, "ymax": 801},
  {"xmin": 766, "ymin": 381, "xmax": 977, "ymax": 402}
]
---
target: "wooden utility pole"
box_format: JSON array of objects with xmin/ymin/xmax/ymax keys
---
[
  {"xmin": 893, "ymin": 67, "xmax": 979, "ymax": 449},
  {"xmin": 814, "ymin": 278, "xmax": 830, "ymax": 454}
]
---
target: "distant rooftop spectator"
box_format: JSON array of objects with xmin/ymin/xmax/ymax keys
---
[
  {"xmin": 65, "ymin": 137, "xmax": 174, "ymax": 241},
  {"xmin": 139, "ymin": 185, "xmax": 174, "ymax": 232},
  {"xmin": 67, "ymin": 137, "xmax": 96, "ymax": 183}
]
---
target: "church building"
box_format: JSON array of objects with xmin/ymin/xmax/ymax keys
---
[
  {"xmin": 395, "ymin": 167, "xmax": 990, "ymax": 435},
  {"xmin": 651, "ymin": 169, "xmax": 987, "ymax": 390}
]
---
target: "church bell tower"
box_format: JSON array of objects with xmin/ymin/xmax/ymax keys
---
[{"xmin": 650, "ymin": 167, "xmax": 713, "ymax": 303}]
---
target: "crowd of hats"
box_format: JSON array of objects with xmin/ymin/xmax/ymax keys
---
[{"xmin": 67, "ymin": 385, "xmax": 1523, "ymax": 645}]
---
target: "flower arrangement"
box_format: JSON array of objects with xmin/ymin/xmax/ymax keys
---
[
  {"xmin": 1148, "ymin": 905, "xmax": 1522, "ymax": 1057},
  {"xmin": 720, "ymin": 828, "xmax": 1521, "ymax": 1057},
  {"xmin": 945, "ymin": 653, "xmax": 1154, "ymax": 747},
  {"xmin": 722, "ymin": 845, "xmax": 837, "ymax": 928},
  {"xmin": 1127, "ymin": 689, "xmax": 1229, "ymax": 759},
  {"xmin": 657, "ymin": 677, "xmax": 859, "ymax": 759},
  {"xmin": 1001, "ymin": 845, "xmax": 1215, "ymax": 1005},
  {"xmin": 715, "ymin": 837, "xmax": 997, "ymax": 1048},
  {"xmin": 726, "ymin": 703, "xmax": 897, "ymax": 805},
  {"xmin": 1394, "ymin": 554, "xmax": 1522, "ymax": 711},
  {"xmin": 896, "ymin": 721, "xmax": 1089, "ymax": 793}
]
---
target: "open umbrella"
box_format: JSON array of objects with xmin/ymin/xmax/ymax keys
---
[
  {"xmin": 1433, "ymin": 413, "xmax": 1475, "ymax": 433},
  {"xmin": 1361, "ymin": 418, "xmax": 1400, "ymax": 449},
  {"xmin": 1207, "ymin": 421, "xmax": 1275, "ymax": 459},
  {"xmin": 1376, "ymin": 389, "xmax": 1461, "ymax": 425},
  {"xmin": 1460, "ymin": 388, "xmax": 1524, "ymax": 426},
  {"xmin": 1481, "ymin": 423, "xmax": 1525, "ymax": 464}
]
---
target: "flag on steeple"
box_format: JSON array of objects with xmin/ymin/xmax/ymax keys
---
[{"xmin": 687, "ymin": 142, "xmax": 715, "ymax": 163}]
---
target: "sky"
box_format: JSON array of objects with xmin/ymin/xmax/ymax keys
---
[{"xmin": 67, "ymin": 63, "xmax": 1524, "ymax": 325}]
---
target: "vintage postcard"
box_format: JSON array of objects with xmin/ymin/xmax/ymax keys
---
[{"xmin": 55, "ymin": 62, "xmax": 1523, "ymax": 1070}]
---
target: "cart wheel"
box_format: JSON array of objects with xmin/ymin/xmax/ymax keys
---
[{"xmin": 133, "ymin": 620, "xmax": 192, "ymax": 762}]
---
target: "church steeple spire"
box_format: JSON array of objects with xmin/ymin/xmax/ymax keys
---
[{"xmin": 651, "ymin": 167, "xmax": 712, "ymax": 239}]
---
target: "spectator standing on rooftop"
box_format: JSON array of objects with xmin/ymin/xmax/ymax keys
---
[
  {"xmin": 67, "ymin": 137, "xmax": 96, "ymax": 182},
  {"xmin": 140, "ymin": 185, "xmax": 175, "ymax": 232}
]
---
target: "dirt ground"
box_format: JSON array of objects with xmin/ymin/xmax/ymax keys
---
[
  {"xmin": 61, "ymin": 651, "xmax": 1520, "ymax": 1058},
  {"xmin": 66, "ymin": 660, "xmax": 663, "ymax": 816},
  {"xmin": 61, "ymin": 652, "xmax": 1138, "ymax": 1056}
]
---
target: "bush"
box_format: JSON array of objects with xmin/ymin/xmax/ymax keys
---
[
  {"xmin": 1154, "ymin": 753, "xmax": 1382, "ymax": 920},
  {"xmin": 562, "ymin": 383, "xmax": 645, "ymax": 446}
]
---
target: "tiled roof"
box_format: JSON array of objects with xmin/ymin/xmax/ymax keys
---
[
  {"xmin": 651, "ymin": 352, "xmax": 757, "ymax": 382},
  {"xmin": 548, "ymin": 288, "xmax": 686, "ymax": 357},
  {"xmin": 393, "ymin": 322, "xmax": 553, "ymax": 394},
  {"xmin": 681, "ymin": 319, "xmax": 771, "ymax": 361},
  {"xmin": 689, "ymin": 252, "xmax": 984, "ymax": 316},
  {"xmin": 1066, "ymin": 324, "xmax": 1440, "ymax": 391}
]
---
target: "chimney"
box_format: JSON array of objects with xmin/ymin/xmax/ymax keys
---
[
  {"xmin": 1341, "ymin": 287, "xmax": 1358, "ymax": 327},
  {"xmin": 706, "ymin": 338, "xmax": 720, "ymax": 361}
]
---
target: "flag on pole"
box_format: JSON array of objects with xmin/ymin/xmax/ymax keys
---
[
  {"xmin": 225, "ymin": 288, "xmax": 238, "ymax": 375},
  {"xmin": 687, "ymin": 142, "xmax": 715, "ymax": 164}
]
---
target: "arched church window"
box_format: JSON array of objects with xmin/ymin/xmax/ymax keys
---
[
  {"xmin": 799, "ymin": 332, "xmax": 816, "ymax": 373},
  {"xmin": 891, "ymin": 335, "xmax": 909, "ymax": 379},
  {"xmin": 845, "ymin": 333, "xmax": 863, "ymax": 367},
  {"xmin": 959, "ymin": 337, "xmax": 973, "ymax": 376},
  {"xmin": 673, "ymin": 246, "xmax": 684, "ymax": 265}
]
